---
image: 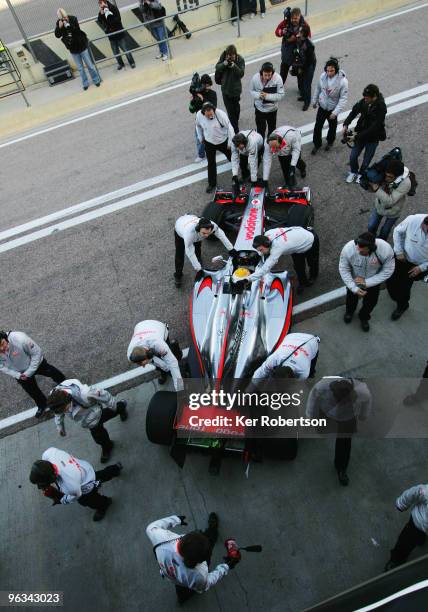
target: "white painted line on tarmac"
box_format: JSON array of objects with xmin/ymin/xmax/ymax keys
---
[
  {"xmin": 1, "ymin": 90, "xmax": 427, "ymax": 255},
  {"xmin": 0, "ymin": 284, "xmax": 341, "ymax": 432},
  {"xmin": 1, "ymin": 84, "xmax": 427, "ymax": 244},
  {"xmin": 0, "ymin": 2, "xmax": 427, "ymax": 150}
]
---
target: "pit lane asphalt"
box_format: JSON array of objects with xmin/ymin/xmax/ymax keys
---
[{"xmin": 0, "ymin": 9, "xmax": 427, "ymax": 417}]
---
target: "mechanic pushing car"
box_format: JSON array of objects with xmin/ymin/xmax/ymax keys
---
[
  {"xmin": 146, "ymin": 513, "xmax": 240, "ymax": 604},
  {"xmin": 231, "ymin": 130, "xmax": 264, "ymax": 189},
  {"xmin": 252, "ymin": 332, "xmax": 320, "ymax": 381},
  {"xmin": 127, "ymin": 319, "xmax": 183, "ymax": 391},
  {"xmin": 174, "ymin": 214, "xmax": 237, "ymax": 287},
  {"xmin": 263, "ymin": 125, "xmax": 307, "ymax": 188}
]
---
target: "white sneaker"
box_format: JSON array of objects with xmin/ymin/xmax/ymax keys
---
[
  {"xmin": 355, "ymin": 174, "xmax": 362, "ymax": 184},
  {"xmin": 250, "ymin": 13, "xmax": 256, "ymax": 19},
  {"xmin": 261, "ymin": 13, "xmax": 265, "ymax": 18},
  {"xmin": 155, "ymin": 53, "xmax": 163, "ymax": 59},
  {"xmin": 194, "ymin": 156, "xmax": 205, "ymax": 163},
  {"xmin": 346, "ymin": 172, "xmax": 357, "ymax": 183},
  {"xmin": 161, "ymin": 54, "xmax": 168, "ymax": 62}
]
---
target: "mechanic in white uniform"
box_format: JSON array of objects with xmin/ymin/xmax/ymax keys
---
[
  {"xmin": 127, "ymin": 319, "xmax": 183, "ymax": 391},
  {"xmin": 146, "ymin": 513, "xmax": 239, "ymax": 604},
  {"xmin": 248, "ymin": 227, "xmax": 314, "ymax": 282},
  {"xmin": 174, "ymin": 214, "xmax": 236, "ymax": 287},
  {"xmin": 29, "ymin": 447, "xmax": 122, "ymax": 522},
  {"xmin": 262, "ymin": 125, "xmax": 306, "ymax": 187},
  {"xmin": 231, "ymin": 130, "xmax": 264, "ymax": 187},
  {"xmin": 252, "ymin": 333, "xmax": 320, "ymax": 380}
]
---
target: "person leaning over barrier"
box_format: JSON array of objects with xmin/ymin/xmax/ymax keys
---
[
  {"xmin": 55, "ymin": 8, "xmax": 101, "ymax": 90},
  {"xmin": 97, "ymin": 0, "xmax": 135, "ymax": 70}
]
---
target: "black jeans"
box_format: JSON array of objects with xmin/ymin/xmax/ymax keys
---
[
  {"xmin": 78, "ymin": 464, "xmax": 121, "ymax": 511},
  {"xmin": 90, "ymin": 408, "xmax": 120, "ymax": 451},
  {"xmin": 297, "ymin": 64, "xmax": 316, "ymax": 106},
  {"xmin": 110, "ymin": 34, "xmax": 135, "ymax": 67},
  {"xmin": 386, "ymin": 258, "xmax": 425, "ymax": 310},
  {"xmin": 174, "ymin": 230, "xmax": 202, "ymax": 277},
  {"xmin": 390, "ymin": 516, "xmax": 426, "ymax": 564},
  {"xmin": 334, "ymin": 438, "xmax": 352, "ymax": 471},
  {"xmin": 223, "ymin": 93, "xmax": 241, "ymax": 133},
  {"xmin": 280, "ymin": 61, "xmax": 290, "ymax": 84},
  {"xmin": 278, "ymin": 154, "xmax": 306, "ymax": 184},
  {"xmin": 345, "ymin": 285, "xmax": 381, "ymax": 321},
  {"xmin": 255, "ymin": 108, "xmax": 277, "ymax": 141},
  {"xmin": 175, "ymin": 523, "xmax": 218, "ymax": 603},
  {"xmin": 313, "ymin": 106, "xmax": 338, "ymax": 149},
  {"xmin": 204, "ymin": 139, "xmax": 231, "ymax": 188},
  {"xmin": 291, "ymin": 231, "xmax": 319, "ymax": 284},
  {"xmin": 17, "ymin": 358, "xmax": 65, "ymax": 409},
  {"xmin": 239, "ymin": 148, "xmax": 263, "ymax": 180}
]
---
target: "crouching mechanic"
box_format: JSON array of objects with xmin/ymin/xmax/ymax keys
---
[
  {"xmin": 47, "ymin": 379, "xmax": 128, "ymax": 463},
  {"xmin": 263, "ymin": 125, "xmax": 306, "ymax": 188},
  {"xmin": 231, "ymin": 130, "xmax": 264, "ymax": 191},
  {"xmin": 252, "ymin": 333, "xmax": 320, "ymax": 381},
  {"xmin": 29, "ymin": 447, "xmax": 122, "ymax": 522},
  {"xmin": 246, "ymin": 228, "xmax": 316, "ymax": 293},
  {"xmin": 174, "ymin": 214, "xmax": 236, "ymax": 287},
  {"xmin": 146, "ymin": 513, "xmax": 239, "ymax": 604},
  {"xmin": 127, "ymin": 319, "xmax": 183, "ymax": 391}
]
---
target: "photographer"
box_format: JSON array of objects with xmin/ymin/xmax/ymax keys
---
[
  {"xmin": 293, "ymin": 24, "xmax": 316, "ymax": 111},
  {"xmin": 275, "ymin": 7, "xmax": 310, "ymax": 84},
  {"xmin": 215, "ymin": 45, "xmax": 245, "ymax": 133},
  {"xmin": 343, "ymin": 84, "xmax": 387, "ymax": 183},
  {"xmin": 140, "ymin": 0, "xmax": 168, "ymax": 61},
  {"xmin": 311, "ymin": 58, "xmax": 348, "ymax": 154},
  {"xmin": 367, "ymin": 159, "xmax": 411, "ymax": 240},
  {"xmin": 189, "ymin": 74, "xmax": 217, "ymax": 163},
  {"xmin": 250, "ymin": 62, "xmax": 284, "ymax": 140},
  {"xmin": 97, "ymin": 1, "xmax": 135, "ymax": 70}
]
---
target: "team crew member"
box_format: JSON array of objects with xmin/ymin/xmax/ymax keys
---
[
  {"xmin": 29, "ymin": 447, "xmax": 122, "ymax": 522},
  {"xmin": 263, "ymin": 126, "xmax": 306, "ymax": 187},
  {"xmin": 47, "ymin": 379, "xmax": 128, "ymax": 463},
  {"xmin": 311, "ymin": 58, "xmax": 348, "ymax": 154},
  {"xmin": 231, "ymin": 130, "xmax": 264, "ymax": 186},
  {"xmin": 248, "ymin": 227, "xmax": 315, "ymax": 286},
  {"xmin": 127, "ymin": 319, "xmax": 183, "ymax": 391},
  {"xmin": 385, "ymin": 483, "xmax": 428, "ymax": 571},
  {"xmin": 195, "ymin": 102, "xmax": 234, "ymax": 193},
  {"xmin": 250, "ymin": 62, "xmax": 284, "ymax": 140},
  {"xmin": 174, "ymin": 215, "xmax": 235, "ymax": 287},
  {"xmin": 306, "ymin": 377, "xmax": 372, "ymax": 486},
  {"xmin": 146, "ymin": 513, "xmax": 238, "ymax": 604},
  {"xmin": 252, "ymin": 333, "xmax": 320, "ymax": 380},
  {"xmin": 339, "ymin": 232, "xmax": 395, "ymax": 332},
  {"xmin": 387, "ymin": 214, "xmax": 428, "ymax": 320},
  {"xmin": 0, "ymin": 330, "xmax": 65, "ymax": 418}
]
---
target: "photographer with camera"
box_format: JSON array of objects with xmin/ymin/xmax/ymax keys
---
[
  {"xmin": 215, "ymin": 45, "xmax": 245, "ymax": 134},
  {"xmin": 97, "ymin": 1, "xmax": 135, "ymax": 70},
  {"xmin": 231, "ymin": 130, "xmax": 264, "ymax": 187},
  {"xmin": 146, "ymin": 513, "xmax": 239, "ymax": 604},
  {"xmin": 367, "ymin": 159, "xmax": 412, "ymax": 240},
  {"xmin": 311, "ymin": 57, "xmax": 348, "ymax": 155},
  {"xmin": 293, "ymin": 25, "xmax": 316, "ymax": 111},
  {"xmin": 140, "ymin": 0, "xmax": 168, "ymax": 61},
  {"xmin": 275, "ymin": 7, "xmax": 310, "ymax": 84},
  {"xmin": 189, "ymin": 73, "xmax": 217, "ymax": 163},
  {"xmin": 343, "ymin": 84, "xmax": 387, "ymax": 183}
]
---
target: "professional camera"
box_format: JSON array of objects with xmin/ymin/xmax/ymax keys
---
[
  {"xmin": 341, "ymin": 129, "xmax": 354, "ymax": 145},
  {"xmin": 189, "ymin": 72, "xmax": 203, "ymax": 96},
  {"xmin": 290, "ymin": 47, "xmax": 303, "ymax": 76}
]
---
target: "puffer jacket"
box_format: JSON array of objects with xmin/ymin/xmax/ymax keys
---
[
  {"xmin": 312, "ymin": 69, "xmax": 348, "ymax": 116},
  {"xmin": 374, "ymin": 167, "xmax": 411, "ymax": 218},
  {"xmin": 339, "ymin": 239, "xmax": 395, "ymax": 293}
]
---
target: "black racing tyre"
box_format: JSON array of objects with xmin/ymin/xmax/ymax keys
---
[
  {"xmin": 146, "ymin": 391, "xmax": 177, "ymax": 445},
  {"xmin": 286, "ymin": 203, "xmax": 314, "ymax": 229},
  {"xmin": 186, "ymin": 342, "xmax": 204, "ymax": 378},
  {"xmin": 262, "ymin": 438, "xmax": 298, "ymax": 460},
  {"xmin": 202, "ymin": 201, "xmax": 226, "ymax": 239}
]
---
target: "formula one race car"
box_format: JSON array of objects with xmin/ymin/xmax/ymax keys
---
[{"xmin": 146, "ymin": 185, "xmax": 313, "ymax": 472}]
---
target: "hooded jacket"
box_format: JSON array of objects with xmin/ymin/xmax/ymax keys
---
[
  {"xmin": 312, "ymin": 69, "xmax": 348, "ymax": 116},
  {"xmin": 250, "ymin": 72, "xmax": 285, "ymax": 113},
  {"xmin": 339, "ymin": 239, "xmax": 395, "ymax": 293},
  {"xmin": 263, "ymin": 125, "xmax": 302, "ymax": 180},
  {"xmin": 97, "ymin": 2, "xmax": 125, "ymax": 40},
  {"xmin": 231, "ymin": 130, "xmax": 264, "ymax": 181},
  {"xmin": 215, "ymin": 51, "xmax": 245, "ymax": 98},
  {"xmin": 396, "ymin": 484, "xmax": 428, "ymax": 534},
  {"xmin": 41, "ymin": 447, "xmax": 96, "ymax": 504},
  {"xmin": 54, "ymin": 15, "xmax": 88, "ymax": 54},
  {"xmin": 374, "ymin": 167, "xmax": 411, "ymax": 218},
  {"xmin": 0, "ymin": 331, "xmax": 43, "ymax": 379},
  {"xmin": 344, "ymin": 94, "xmax": 387, "ymax": 143}
]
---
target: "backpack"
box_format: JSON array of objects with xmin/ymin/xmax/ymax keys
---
[{"xmin": 359, "ymin": 147, "xmax": 402, "ymax": 191}]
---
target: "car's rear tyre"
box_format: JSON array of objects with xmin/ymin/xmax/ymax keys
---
[
  {"xmin": 186, "ymin": 342, "xmax": 204, "ymax": 378},
  {"xmin": 262, "ymin": 438, "xmax": 298, "ymax": 460},
  {"xmin": 146, "ymin": 391, "xmax": 177, "ymax": 445},
  {"xmin": 286, "ymin": 203, "xmax": 314, "ymax": 228},
  {"xmin": 202, "ymin": 201, "xmax": 225, "ymax": 239}
]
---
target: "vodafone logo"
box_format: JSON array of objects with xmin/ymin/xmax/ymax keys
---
[{"xmin": 245, "ymin": 206, "xmax": 259, "ymax": 240}]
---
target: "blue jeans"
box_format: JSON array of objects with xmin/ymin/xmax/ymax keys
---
[
  {"xmin": 71, "ymin": 48, "xmax": 100, "ymax": 88},
  {"xmin": 195, "ymin": 127, "xmax": 205, "ymax": 159},
  {"xmin": 110, "ymin": 35, "xmax": 135, "ymax": 67},
  {"xmin": 368, "ymin": 209, "xmax": 398, "ymax": 240},
  {"xmin": 349, "ymin": 140, "xmax": 378, "ymax": 174},
  {"xmin": 151, "ymin": 24, "xmax": 168, "ymax": 56}
]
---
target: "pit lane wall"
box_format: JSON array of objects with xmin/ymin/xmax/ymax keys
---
[{"xmin": 5, "ymin": 0, "xmax": 418, "ymax": 88}]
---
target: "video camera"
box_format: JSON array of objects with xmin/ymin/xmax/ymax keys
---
[
  {"xmin": 189, "ymin": 72, "xmax": 204, "ymax": 96},
  {"xmin": 341, "ymin": 129, "xmax": 354, "ymax": 145}
]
